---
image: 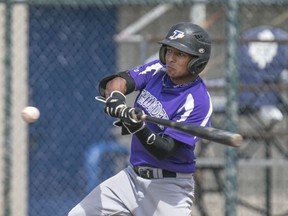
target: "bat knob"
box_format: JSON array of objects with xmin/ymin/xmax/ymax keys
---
[{"xmin": 131, "ymin": 108, "xmax": 145, "ymax": 122}]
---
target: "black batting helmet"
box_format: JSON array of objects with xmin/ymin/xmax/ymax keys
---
[{"xmin": 159, "ymin": 22, "xmax": 211, "ymax": 75}]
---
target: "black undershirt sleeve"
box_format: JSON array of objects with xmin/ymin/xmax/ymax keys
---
[
  {"xmin": 134, "ymin": 126, "xmax": 183, "ymax": 160},
  {"xmin": 117, "ymin": 71, "xmax": 135, "ymax": 94}
]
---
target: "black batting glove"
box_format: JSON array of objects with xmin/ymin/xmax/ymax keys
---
[
  {"xmin": 120, "ymin": 107, "xmax": 145, "ymax": 134},
  {"xmin": 104, "ymin": 91, "xmax": 126, "ymax": 117},
  {"xmin": 113, "ymin": 119, "xmax": 130, "ymax": 135},
  {"xmin": 113, "ymin": 107, "xmax": 145, "ymax": 134},
  {"xmin": 122, "ymin": 121, "xmax": 145, "ymax": 134},
  {"xmin": 118, "ymin": 107, "xmax": 141, "ymax": 123}
]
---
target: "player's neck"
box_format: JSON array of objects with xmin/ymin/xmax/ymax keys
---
[{"xmin": 170, "ymin": 74, "xmax": 199, "ymax": 85}]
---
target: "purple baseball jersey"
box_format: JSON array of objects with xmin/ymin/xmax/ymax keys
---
[{"xmin": 128, "ymin": 59, "xmax": 213, "ymax": 173}]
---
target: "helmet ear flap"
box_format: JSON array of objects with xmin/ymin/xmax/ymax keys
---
[
  {"xmin": 188, "ymin": 58, "xmax": 208, "ymax": 76},
  {"xmin": 159, "ymin": 45, "xmax": 166, "ymax": 65}
]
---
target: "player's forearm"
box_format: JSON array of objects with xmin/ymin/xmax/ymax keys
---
[
  {"xmin": 105, "ymin": 77, "xmax": 127, "ymax": 98},
  {"xmin": 98, "ymin": 71, "xmax": 136, "ymax": 98},
  {"xmin": 135, "ymin": 126, "xmax": 181, "ymax": 160}
]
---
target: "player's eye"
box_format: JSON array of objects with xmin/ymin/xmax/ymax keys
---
[
  {"xmin": 166, "ymin": 48, "xmax": 188, "ymax": 58},
  {"xmin": 178, "ymin": 51, "xmax": 188, "ymax": 57},
  {"xmin": 166, "ymin": 48, "xmax": 173, "ymax": 54}
]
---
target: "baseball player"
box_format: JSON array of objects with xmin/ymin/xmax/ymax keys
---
[{"xmin": 68, "ymin": 22, "xmax": 212, "ymax": 216}]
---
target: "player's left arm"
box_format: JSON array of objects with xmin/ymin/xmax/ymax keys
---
[
  {"xmin": 98, "ymin": 71, "xmax": 136, "ymax": 98},
  {"xmin": 98, "ymin": 71, "xmax": 136, "ymax": 118},
  {"xmin": 135, "ymin": 126, "xmax": 184, "ymax": 160},
  {"xmin": 119, "ymin": 107, "xmax": 184, "ymax": 160}
]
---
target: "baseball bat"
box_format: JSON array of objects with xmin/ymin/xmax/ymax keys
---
[
  {"xmin": 95, "ymin": 96, "xmax": 242, "ymax": 147},
  {"xmin": 139, "ymin": 114, "xmax": 242, "ymax": 147}
]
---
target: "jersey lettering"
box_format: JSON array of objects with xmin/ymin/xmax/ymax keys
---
[{"xmin": 137, "ymin": 89, "xmax": 168, "ymax": 120}]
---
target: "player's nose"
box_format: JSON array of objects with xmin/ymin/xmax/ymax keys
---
[{"xmin": 166, "ymin": 52, "xmax": 176, "ymax": 63}]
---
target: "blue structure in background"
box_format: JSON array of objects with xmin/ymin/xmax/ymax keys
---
[
  {"xmin": 85, "ymin": 141, "xmax": 129, "ymax": 193},
  {"xmin": 239, "ymin": 26, "xmax": 288, "ymax": 111},
  {"xmin": 28, "ymin": 6, "xmax": 118, "ymax": 216},
  {"xmin": 238, "ymin": 26, "xmax": 288, "ymax": 216}
]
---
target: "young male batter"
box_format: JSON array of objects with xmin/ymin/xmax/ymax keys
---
[{"xmin": 69, "ymin": 22, "xmax": 212, "ymax": 216}]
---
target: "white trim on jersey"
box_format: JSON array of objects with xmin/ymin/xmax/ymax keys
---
[
  {"xmin": 200, "ymin": 92, "xmax": 213, "ymax": 127},
  {"xmin": 139, "ymin": 62, "xmax": 163, "ymax": 76},
  {"xmin": 177, "ymin": 93, "xmax": 194, "ymax": 123}
]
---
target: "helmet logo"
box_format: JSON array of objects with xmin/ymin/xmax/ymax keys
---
[{"xmin": 169, "ymin": 30, "xmax": 185, "ymax": 40}]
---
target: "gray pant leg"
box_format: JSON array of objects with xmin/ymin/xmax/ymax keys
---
[{"xmin": 68, "ymin": 166, "xmax": 194, "ymax": 216}]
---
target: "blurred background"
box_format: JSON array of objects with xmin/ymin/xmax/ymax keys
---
[{"xmin": 0, "ymin": 0, "xmax": 287, "ymax": 216}]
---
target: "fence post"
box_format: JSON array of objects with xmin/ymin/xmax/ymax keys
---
[
  {"xmin": 224, "ymin": 0, "xmax": 240, "ymax": 216},
  {"xmin": 3, "ymin": 0, "xmax": 13, "ymax": 215}
]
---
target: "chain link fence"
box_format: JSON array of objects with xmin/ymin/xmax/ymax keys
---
[{"xmin": 0, "ymin": 1, "xmax": 288, "ymax": 216}]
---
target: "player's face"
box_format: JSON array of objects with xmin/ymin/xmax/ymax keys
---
[{"xmin": 165, "ymin": 46, "xmax": 195, "ymax": 84}]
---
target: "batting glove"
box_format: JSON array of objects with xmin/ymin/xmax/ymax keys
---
[
  {"xmin": 113, "ymin": 119, "xmax": 130, "ymax": 135},
  {"xmin": 120, "ymin": 107, "xmax": 145, "ymax": 134},
  {"xmin": 104, "ymin": 91, "xmax": 126, "ymax": 117},
  {"xmin": 118, "ymin": 107, "xmax": 142, "ymax": 123}
]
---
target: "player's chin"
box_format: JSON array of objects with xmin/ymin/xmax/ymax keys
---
[{"xmin": 166, "ymin": 68, "xmax": 178, "ymax": 77}]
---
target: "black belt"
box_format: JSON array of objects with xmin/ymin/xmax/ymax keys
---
[{"xmin": 133, "ymin": 166, "xmax": 178, "ymax": 179}]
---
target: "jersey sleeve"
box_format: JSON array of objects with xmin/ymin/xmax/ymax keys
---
[{"xmin": 128, "ymin": 59, "xmax": 164, "ymax": 91}]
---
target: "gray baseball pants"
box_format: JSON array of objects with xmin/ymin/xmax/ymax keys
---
[{"xmin": 68, "ymin": 165, "xmax": 194, "ymax": 216}]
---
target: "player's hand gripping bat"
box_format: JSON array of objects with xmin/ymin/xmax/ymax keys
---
[{"xmin": 95, "ymin": 96, "xmax": 242, "ymax": 147}]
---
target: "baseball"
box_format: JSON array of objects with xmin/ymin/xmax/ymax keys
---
[{"xmin": 21, "ymin": 106, "xmax": 40, "ymax": 123}]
